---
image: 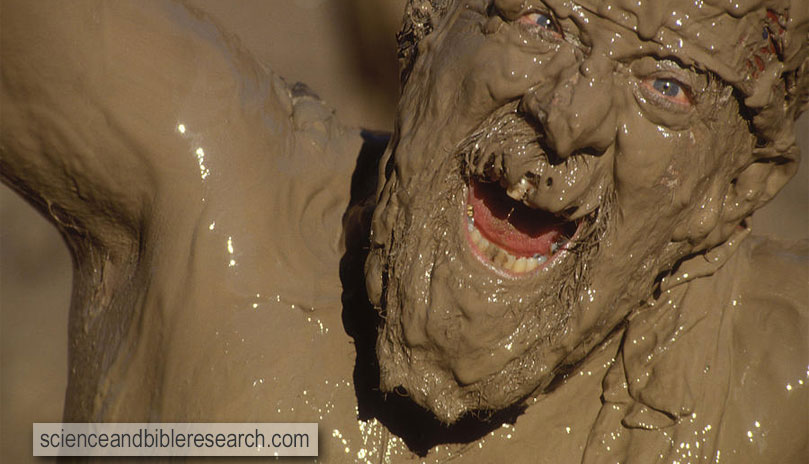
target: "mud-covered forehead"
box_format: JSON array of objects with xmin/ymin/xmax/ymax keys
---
[
  {"xmin": 441, "ymin": 0, "xmax": 806, "ymax": 108},
  {"xmin": 496, "ymin": 0, "xmax": 796, "ymax": 87}
]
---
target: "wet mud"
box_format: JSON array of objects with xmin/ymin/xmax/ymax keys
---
[
  {"xmin": 2, "ymin": 0, "xmax": 808, "ymax": 463},
  {"xmin": 367, "ymin": 0, "xmax": 809, "ymax": 461}
]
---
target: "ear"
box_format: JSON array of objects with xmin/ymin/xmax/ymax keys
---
[
  {"xmin": 705, "ymin": 146, "xmax": 800, "ymax": 249},
  {"xmin": 674, "ymin": 145, "xmax": 798, "ymax": 251},
  {"xmin": 722, "ymin": 147, "xmax": 799, "ymax": 225}
]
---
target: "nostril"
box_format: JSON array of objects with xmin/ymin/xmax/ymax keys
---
[
  {"xmin": 577, "ymin": 146, "xmax": 607, "ymax": 157},
  {"xmin": 518, "ymin": 94, "xmax": 549, "ymax": 127},
  {"xmin": 546, "ymin": 177, "xmax": 553, "ymax": 187},
  {"xmin": 539, "ymin": 139, "xmax": 565, "ymax": 165}
]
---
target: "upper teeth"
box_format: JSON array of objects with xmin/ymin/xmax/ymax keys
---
[
  {"xmin": 467, "ymin": 217, "xmax": 553, "ymax": 274},
  {"xmin": 505, "ymin": 177, "xmax": 532, "ymax": 202}
]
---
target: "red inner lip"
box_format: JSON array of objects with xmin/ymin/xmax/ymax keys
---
[{"xmin": 468, "ymin": 179, "xmax": 573, "ymax": 258}]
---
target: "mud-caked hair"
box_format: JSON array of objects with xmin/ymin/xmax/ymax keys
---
[
  {"xmin": 735, "ymin": 4, "xmax": 809, "ymax": 161},
  {"xmin": 397, "ymin": 0, "xmax": 452, "ymax": 84}
]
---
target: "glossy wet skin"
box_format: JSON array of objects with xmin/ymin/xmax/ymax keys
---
[
  {"xmin": 1, "ymin": 1, "xmax": 805, "ymax": 462},
  {"xmin": 366, "ymin": 0, "xmax": 789, "ymax": 422}
]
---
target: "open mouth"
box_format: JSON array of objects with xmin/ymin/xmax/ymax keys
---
[{"xmin": 465, "ymin": 179, "xmax": 579, "ymax": 275}]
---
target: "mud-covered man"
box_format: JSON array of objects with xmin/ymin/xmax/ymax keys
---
[
  {"xmin": 364, "ymin": 0, "xmax": 809, "ymax": 461},
  {"xmin": 2, "ymin": 0, "xmax": 807, "ymax": 463}
]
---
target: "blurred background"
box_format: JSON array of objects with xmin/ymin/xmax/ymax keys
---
[{"xmin": 1, "ymin": 1, "xmax": 806, "ymax": 463}]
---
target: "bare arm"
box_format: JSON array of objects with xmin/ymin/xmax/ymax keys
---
[
  {"xmin": 0, "ymin": 0, "xmax": 295, "ymax": 255},
  {"xmin": 1, "ymin": 0, "xmax": 315, "ymax": 419}
]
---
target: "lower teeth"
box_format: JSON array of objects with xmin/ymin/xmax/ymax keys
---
[{"xmin": 467, "ymin": 218, "xmax": 561, "ymax": 274}]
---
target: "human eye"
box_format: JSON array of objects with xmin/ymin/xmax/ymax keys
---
[
  {"xmin": 641, "ymin": 77, "xmax": 691, "ymax": 107},
  {"xmin": 516, "ymin": 10, "xmax": 563, "ymax": 38}
]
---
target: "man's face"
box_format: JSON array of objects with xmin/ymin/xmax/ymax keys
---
[{"xmin": 366, "ymin": 0, "xmax": 765, "ymax": 422}]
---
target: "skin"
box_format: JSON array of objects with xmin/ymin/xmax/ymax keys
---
[
  {"xmin": 1, "ymin": 0, "xmax": 806, "ymax": 463},
  {"xmin": 368, "ymin": 0, "xmax": 804, "ymax": 420},
  {"xmin": 1, "ymin": 0, "xmax": 365, "ymax": 456}
]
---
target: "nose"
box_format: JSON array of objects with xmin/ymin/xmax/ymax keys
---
[{"xmin": 519, "ymin": 55, "xmax": 617, "ymax": 159}]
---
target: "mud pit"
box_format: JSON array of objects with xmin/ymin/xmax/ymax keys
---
[{"xmin": 1, "ymin": 0, "xmax": 808, "ymax": 463}]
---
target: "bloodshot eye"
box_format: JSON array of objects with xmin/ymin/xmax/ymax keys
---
[
  {"xmin": 518, "ymin": 12, "xmax": 562, "ymax": 37},
  {"xmin": 642, "ymin": 77, "xmax": 691, "ymax": 106}
]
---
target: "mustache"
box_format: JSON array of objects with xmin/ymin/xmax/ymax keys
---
[
  {"xmin": 453, "ymin": 101, "xmax": 615, "ymax": 289},
  {"xmin": 457, "ymin": 102, "xmax": 539, "ymax": 183},
  {"xmin": 456, "ymin": 102, "xmax": 593, "ymax": 187}
]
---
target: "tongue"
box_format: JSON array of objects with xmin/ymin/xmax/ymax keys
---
[{"xmin": 469, "ymin": 180, "xmax": 568, "ymax": 258}]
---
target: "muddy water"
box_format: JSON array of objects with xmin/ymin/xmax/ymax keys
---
[{"xmin": 1, "ymin": 1, "xmax": 807, "ymax": 463}]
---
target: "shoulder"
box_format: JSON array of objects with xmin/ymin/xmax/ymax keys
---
[
  {"xmin": 731, "ymin": 236, "xmax": 807, "ymax": 380},
  {"xmin": 732, "ymin": 237, "xmax": 808, "ymax": 347},
  {"xmin": 733, "ymin": 236, "xmax": 807, "ymax": 324},
  {"xmin": 744, "ymin": 236, "xmax": 808, "ymax": 294},
  {"xmin": 718, "ymin": 236, "xmax": 808, "ymax": 463}
]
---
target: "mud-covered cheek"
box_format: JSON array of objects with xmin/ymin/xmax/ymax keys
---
[
  {"xmin": 396, "ymin": 30, "xmax": 497, "ymax": 163},
  {"xmin": 613, "ymin": 111, "xmax": 698, "ymax": 216},
  {"xmin": 483, "ymin": 40, "xmax": 572, "ymax": 103},
  {"xmin": 444, "ymin": 15, "xmax": 574, "ymax": 120}
]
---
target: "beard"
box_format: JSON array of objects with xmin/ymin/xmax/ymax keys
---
[{"xmin": 365, "ymin": 103, "xmax": 614, "ymax": 423}]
